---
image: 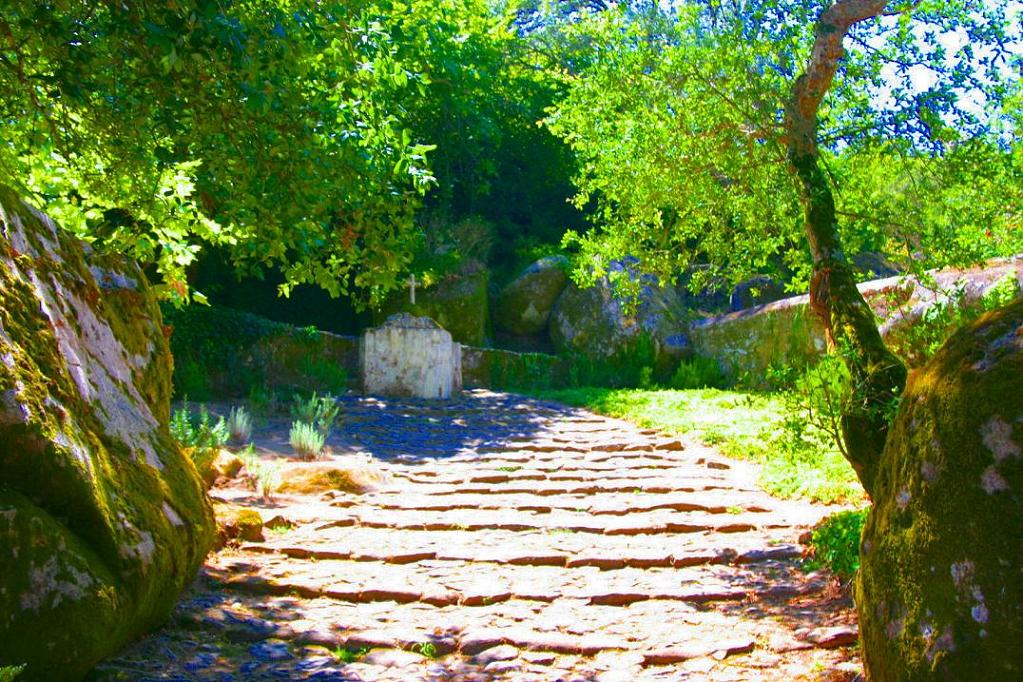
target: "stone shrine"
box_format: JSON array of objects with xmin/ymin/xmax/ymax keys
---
[{"xmin": 360, "ymin": 313, "xmax": 462, "ymax": 398}]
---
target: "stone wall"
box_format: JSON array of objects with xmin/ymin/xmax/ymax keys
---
[
  {"xmin": 168, "ymin": 305, "xmax": 572, "ymax": 396},
  {"xmin": 689, "ymin": 258, "xmax": 1023, "ymax": 379},
  {"xmin": 165, "ymin": 304, "xmax": 359, "ymax": 398},
  {"xmin": 461, "ymin": 346, "xmax": 567, "ymax": 391}
]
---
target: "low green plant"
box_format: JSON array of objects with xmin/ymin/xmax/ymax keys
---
[
  {"xmin": 560, "ymin": 332, "xmax": 662, "ymax": 389},
  {"xmin": 333, "ymin": 646, "xmax": 369, "ymax": 663},
  {"xmin": 409, "ymin": 641, "xmax": 439, "ymax": 659},
  {"xmin": 237, "ymin": 445, "xmax": 281, "ymax": 502},
  {"xmin": 290, "ymin": 421, "xmax": 326, "ymax": 460},
  {"xmin": 0, "ymin": 665, "xmax": 26, "ymax": 682},
  {"xmin": 669, "ymin": 355, "xmax": 727, "ymax": 390},
  {"xmin": 227, "ymin": 406, "xmax": 253, "ymax": 444},
  {"xmin": 170, "ymin": 402, "xmax": 228, "ymax": 473},
  {"xmin": 804, "ymin": 508, "xmax": 869, "ymax": 580},
  {"xmin": 247, "ymin": 384, "xmax": 278, "ymax": 421},
  {"xmin": 777, "ymin": 353, "xmax": 853, "ymax": 460},
  {"xmin": 291, "ymin": 392, "xmax": 341, "ymax": 437}
]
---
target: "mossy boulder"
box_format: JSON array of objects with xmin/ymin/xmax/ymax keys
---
[
  {"xmin": 376, "ymin": 266, "xmax": 489, "ymax": 346},
  {"xmin": 276, "ymin": 463, "xmax": 391, "ymax": 495},
  {"xmin": 495, "ymin": 255, "xmax": 569, "ymax": 336},
  {"xmin": 0, "ymin": 186, "xmax": 214, "ymax": 681},
  {"xmin": 858, "ymin": 297, "xmax": 1023, "ymax": 680},
  {"xmin": 549, "ymin": 266, "xmax": 686, "ymax": 362},
  {"xmin": 215, "ymin": 505, "xmax": 265, "ymax": 544}
]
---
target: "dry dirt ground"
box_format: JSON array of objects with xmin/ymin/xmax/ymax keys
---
[{"xmin": 92, "ymin": 390, "xmax": 861, "ymax": 682}]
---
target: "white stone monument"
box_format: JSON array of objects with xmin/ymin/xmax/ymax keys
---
[{"xmin": 360, "ymin": 313, "xmax": 462, "ymax": 399}]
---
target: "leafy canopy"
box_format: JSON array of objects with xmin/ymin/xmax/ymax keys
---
[
  {"xmin": 1, "ymin": 0, "xmax": 441, "ymax": 303},
  {"xmin": 544, "ymin": 1, "xmax": 1022, "ymax": 293}
]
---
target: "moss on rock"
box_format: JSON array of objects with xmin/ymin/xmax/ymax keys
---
[
  {"xmin": 276, "ymin": 463, "xmax": 390, "ymax": 495},
  {"xmin": 494, "ymin": 255, "xmax": 569, "ymax": 336},
  {"xmin": 375, "ymin": 268, "xmax": 489, "ymax": 346},
  {"xmin": 0, "ymin": 185, "xmax": 214, "ymax": 681},
  {"xmin": 857, "ymin": 297, "xmax": 1023, "ymax": 680},
  {"xmin": 549, "ymin": 273, "xmax": 685, "ymax": 368}
]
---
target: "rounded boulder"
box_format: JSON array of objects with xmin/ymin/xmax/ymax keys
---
[
  {"xmin": 858, "ymin": 297, "xmax": 1023, "ymax": 680},
  {"xmin": 495, "ymin": 255, "xmax": 570, "ymax": 336}
]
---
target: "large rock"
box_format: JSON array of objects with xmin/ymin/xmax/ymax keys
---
[
  {"xmin": 376, "ymin": 265, "xmax": 489, "ymax": 346},
  {"xmin": 361, "ymin": 314, "xmax": 462, "ymax": 399},
  {"xmin": 0, "ymin": 186, "xmax": 214, "ymax": 680},
  {"xmin": 495, "ymin": 255, "xmax": 569, "ymax": 336},
  {"xmin": 549, "ymin": 263, "xmax": 686, "ymax": 364},
  {"xmin": 858, "ymin": 297, "xmax": 1023, "ymax": 680},
  {"xmin": 729, "ymin": 275, "xmax": 787, "ymax": 312}
]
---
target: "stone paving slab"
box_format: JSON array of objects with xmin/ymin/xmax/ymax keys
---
[{"xmin": 93, "ymin": 390, "xmax": 861, "ymax": 681}]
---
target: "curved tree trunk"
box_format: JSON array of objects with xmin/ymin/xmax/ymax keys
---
[{"xmin": 783, "ymin": 0, "xmax": 907, "ymax": 498}]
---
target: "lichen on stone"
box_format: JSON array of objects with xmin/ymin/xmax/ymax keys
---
[
  {"xmin": 858, "ymin": 297, "xmax": 1023, "ymax": 680},
  {"xmin": 0, "ymin": 184, "xmax": 214, "ymax": 681}
]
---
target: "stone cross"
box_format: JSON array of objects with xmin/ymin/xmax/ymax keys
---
[{"xmin": 407, "ymin": 274, "xmax": 417, "ymax": 305}]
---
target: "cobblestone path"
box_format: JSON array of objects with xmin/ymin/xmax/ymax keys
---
[{"xmin": 94, "ymin": 391, "xmax": 860, "ymax": 681}]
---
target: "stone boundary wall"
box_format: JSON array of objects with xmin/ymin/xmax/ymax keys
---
[
  {"xmin": 689, "ymin": 258, "xmax": 1023, "ymax": 379},
  {"xmin": 164, "ymin": 304, "xmax": 359, "ymax": 398},
  {"xmin": 167, "ymin": 304, "xmax": 568, "ymax": 397},
  {"xmin": 461, "ymin": 346, "xmax": 567, "ymax": 391}
]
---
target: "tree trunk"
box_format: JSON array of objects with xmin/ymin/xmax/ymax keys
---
[{"xmin": 784, "ymin": 0, "xmax": 907, "ymax": 498}]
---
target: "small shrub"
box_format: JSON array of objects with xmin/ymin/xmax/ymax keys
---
[
  {"xmin": 237, "ymin": 445, "xmax": 281, "ymax": 502},
  {"xmin": 247, "ymin": 384, "xmax": 278, "ymax": 420},
  {"xmin": 170, "ymin": 403, "xmax": 229, "ymax": 482},
  {"xmin": 227, "ymin": 406, "xmax": 253, "ymax": 444},
  {"xmin": 410, "ymin": 641, "xmax": 439, "ymax": 659},
  {"xmin": 669, "ymin": 355, "xmax": 727, "ymax": 389},
  {"xmin": 0, "ymin": 665, "xmax": 26, "ymax": 682},
  {"xmin": 290, "ymin": 421, "xmax": 325, "ymax": 460},
  {"xmin": 291, "ymin": 392, "xmax": 340, "ymax": 437},
  {"xmin": 779, "ymin": 353, "xmax": 852, "ymax": 457},
  {"xmin": 888, "ymin": 273, "xmax": 1021, "ymax": 366},
  {"xmin": 638, "ymin": 366, "xmax": 656, "ymax": 390},
  {"xmin": 804, "ymin": 508, "xmax": 868, "ymax": 580}
]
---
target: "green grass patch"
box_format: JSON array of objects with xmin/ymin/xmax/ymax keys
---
[
  {"xmin": 333, "ymin": 646, "xmax": 369, "ymax": 663},
  {"xmin": 528, "ymin": 387, "xmax": 864, "ymax": 504}
]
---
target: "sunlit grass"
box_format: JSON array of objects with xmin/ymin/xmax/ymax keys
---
[{"xmin": 529, "ymin": 387, "xmax": 865, "ymax": 505}]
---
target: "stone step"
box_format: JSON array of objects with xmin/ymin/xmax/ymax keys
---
[
  {"xmin": 313, "ymin": 507, "xmax": 787, "ymax": 536},
  {"xmin": 445, "ymin": 450, "xmax": 690, "ymax": 464},
  {"xmin": 170, "ymin": 587, "xmax": 844, "ymax": 666},
  {"xmin": 394, "ymin": 465, "xmax": 732, "ymax": 486},
  {"xmin": 333, "ymin": 490, "xmax": 784, "ymax": 516},
  {"xmin": 243, "ymin": 525, "xmax": 804, "ymax": 569},
  {"xmin": 207, "ymin": 553, "xmax": 824, "ymax": 609},
  {"xmin": 368, "ymin": 479, "xmax": 753, "ymax": 498}
]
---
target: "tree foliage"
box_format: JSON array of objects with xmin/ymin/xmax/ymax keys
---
[
  {"xmin": 2, "ymin": 0, "xmax": 440, "ymax": 302},
  {"xmin": 545, "ymin": 1, "xmax": 1022, "ymax": 293}
]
